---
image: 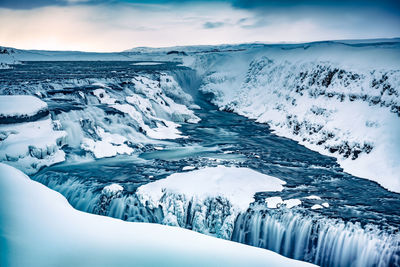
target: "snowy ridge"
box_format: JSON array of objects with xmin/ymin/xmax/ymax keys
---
[
  {"xmin": 0, "ymin": 163, "xmax": 315, "ymax": 267},
  {"xmin": 194, "ymin": 40, "xmax": 400, "ymax": 192}
]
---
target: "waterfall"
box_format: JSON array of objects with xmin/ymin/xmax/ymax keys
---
[
  {"xmin": 34, "ymin": 172, "xmax": 400, "ymax": 267},
  {"xmin": 232, "ymin": 207, "xmax": 400, "ymax": 267}
]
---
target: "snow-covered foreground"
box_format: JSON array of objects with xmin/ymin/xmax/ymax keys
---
[
  {"xmin": 0, "ymin": 163, "xmax": 314, "ymax": 267},
  {"xmin": 189, "ymin": 40, "xmax": 400, "ymax": 192}
]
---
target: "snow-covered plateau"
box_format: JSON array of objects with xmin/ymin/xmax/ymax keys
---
[{"xmin": 0, "ymin": 163, "xmax": 315, "ymax": 267}]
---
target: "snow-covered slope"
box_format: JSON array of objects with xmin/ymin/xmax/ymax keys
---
[
  {"xmin": 191, "ymin": 40, "xmax": 400, "ymax": 192},
  {"xmin": 0, "ymin": 96, "xmax": 67, "ymax": 174},
  {"xmin": 0, "ymin": 163, "xmax": 314, "ymax": 267}
]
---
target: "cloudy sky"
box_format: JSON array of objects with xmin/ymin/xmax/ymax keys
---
[{"xmin": 0, "ymin": 0, "xmax": 399, "ymax": 52}]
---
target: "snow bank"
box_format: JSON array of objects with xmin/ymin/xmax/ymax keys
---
[
  {"xmin": 137, "ymin": 166, "xmax": 285, "ymax": 238},
  {"xmin": 0, "ymin": 163, "xmax": 314, "ymax": 267},
  {"xmin": 0, "ymin": 96, "xmax": 66, "ymax": 174},
  {"xmin": 195, "ymin": 40, "xmax": 400, "ymax": 192},
  {"xmin": 0, "ymin": 95, "xmax": 47, "ymax": 117},
  {"xmin": 0, "ymin": 95, "xmax": 48, "ymax": 123}
]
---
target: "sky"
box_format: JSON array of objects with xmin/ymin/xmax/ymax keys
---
[{"xmin": 0, "ymin": 0, "xmax": 399, "ymax": 52}]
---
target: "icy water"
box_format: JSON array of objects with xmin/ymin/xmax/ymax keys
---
[{"xmin": 2, "ymin": 62, "xmax": 400, "ymax": 266}]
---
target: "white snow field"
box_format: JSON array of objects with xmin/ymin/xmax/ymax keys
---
[
  {"xmin": 0, "ymin": 163, "xmax": 314, "ymax": 267},
  {"xmin": 186, "ymin": 40, "xmax": 400, "ymax": 192},
  {"xmin": 0, "ymin": 96, "xmax": 67, "ymax": 174}
]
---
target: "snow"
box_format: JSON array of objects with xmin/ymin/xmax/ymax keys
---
[
  {"xmin": 182, "ymin": 165, "xmax": 196, "ymax": 171},
  {"xmin": 92, "ymin": 89, "xmax": 116, "ymax": 105},
  {"xmin": 0, "ymin": 163, "xmax": 314, "ymax": 267},
  {"xmin": 311, "ymin": 204, "xmax": 323, "ymax": 210},
  {"xmin": 131, "ymin": 62, "xmax": 163, "ymax": 65},
  {"xmin": 304, "ymin": 195, "xmax": 322, "ymax": 200},
  {"xmin": 81, "ymin": 127, "xmax": 134, "ymax": 158},
  {"xmin": 265, "ymin": 197, "xmax": 302, "ymax": 209},
  {"xmin": 0, "ymin": 47, "xmax": 19, "ymax": 68},
  {"xmin": 89, "ymin": 74, "xmax": 200, "ymax": 142},
  {"xmin": 102, "ymin": 183, "xmax": 124, "ymax": 197},
  {"xmin": 136, "ymin": 166, "xmax": 286, "ymax": 239},
  {"xmin": 137, "ymin": 166, "xmax": 286, "ymax": 210},
  {"xmin": 194, "ymin": 40, "xmax": 400, "ymax": 193},
  {"xmin": 0, "ymin": 95, "xmax": 48, "ymax": 118},
  {"xmin": 321, "ymin": 202, "xmax": 330, "ymax": 208},
  {"xmin": 265, "ymin": 197, "xmax": 284, "ymax": 209},
  {"xmin": 283, "ymin": 199, "xmax": 302, "ymax": 208},
  {"xmin": 0, "ymin": 96, "xmax": 67, "ymax": 174}
]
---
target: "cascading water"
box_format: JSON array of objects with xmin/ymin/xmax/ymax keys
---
[
  {"xmin": 33, "ymin": 168, "xmax": 400, "ymax": 267},
  {"xmin": 232, "ymin": 207, "xmax": 400, "ymax": 267}
]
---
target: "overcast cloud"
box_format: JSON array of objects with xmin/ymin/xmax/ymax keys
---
[{"xmin": 0, "ymin": 0, "xmax": 399, "ymax": 51}]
